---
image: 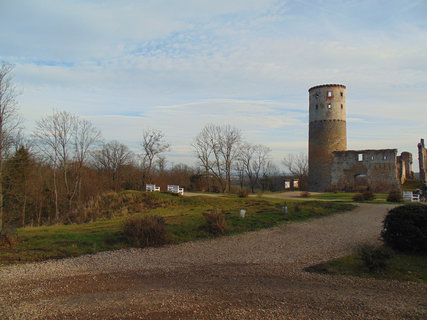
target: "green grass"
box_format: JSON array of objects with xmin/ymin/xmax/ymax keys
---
[
  {"xmin": 0, "ymin": 192, "xmax": 354, "ymax": 266},
  {"xmin": 306, "ymin": 250, "xmax": 427, "ymax": 284},
  {"xmin": 309, "ymin": 192, "xmax": 388, "ymax": 202}
]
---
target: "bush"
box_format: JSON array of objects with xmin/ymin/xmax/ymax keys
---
[
  {"xmin": 0, "ymin": 228, "xmax": 19, "ymax": 248},
  {"xmin": 123, "ymin": 215, "xmax": 169, "ymax": 248},
  {"xmin": 353, "ymin": 191, "xmax": 376, "ymax": 202},
  {"xmin": 237, "ymin": 188, "xmax": 249, "ymax": 198},
  {"xmin": 387, "ymin": 190, "xmax": 403, "ymax": 203},
  {"xmin": 381, "ymin": 204, "xmax": 427, "ymax": 253},
  {"xmin": 203, "ymin": 210, "xmax": 228, "ymax": 235},
  {"xmin": 362, "ymin": 191, "xmax": 375, "ymax": 201},
  {"xmin": 359, "ymin": 244, "xmax": 394, "ymax": 273},
  {"xmin": 352, "ymin": 193, "xmax": 364, "ymax": 201}
]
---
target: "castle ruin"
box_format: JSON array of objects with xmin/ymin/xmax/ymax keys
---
[
  {"xmin": 418, "ymin": 139, "xmax": 427, "ymax": 184},
  {"xmin": 308, "ymin": 84, "xmax": 412, "ymax": 192}
]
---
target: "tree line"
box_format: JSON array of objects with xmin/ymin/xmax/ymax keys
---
[{"xmin": 0, "ymin": 62, "xmax": 307, "ymax": 228}]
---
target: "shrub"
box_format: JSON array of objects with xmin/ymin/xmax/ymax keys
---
[
  {"xmin": 237, "ymin": 188, "xmax": 249, "ymax": 198},
  {"xmin": 300, "ymin": 191, "xmax": 310, "ymax": 198},
  {"xmin": 362, "ymin": 191, "xmax": 375, "ymax": 201},
  {"xmin": 381, "ymin": 204, "xmax": 427, "ymax": 253},
  {"xmin": 0, "ymin": 228, "xmax": 19, "ymax": 248},
  {"xmin": 352, "ymin": 193, "xmax": 364, "ymax": 201},
  {"xmin": 387, "ymin": 190, "xmax": 403, "ymax": 203},
  {"xmin": 359, "ymin": 244, "xmax": 394, "ymax": 273},
  {"xmin": 203, "ymin": 210, "xmax": 228, "ymax": 235},
  {"xmin": 123, "ymin": 215, "xmax": 169, "ymax": 248}
]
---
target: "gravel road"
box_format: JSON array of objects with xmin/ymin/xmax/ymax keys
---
[{"xmin": 1, "ymin": 203, "xmax": 426, "ymax": 319}]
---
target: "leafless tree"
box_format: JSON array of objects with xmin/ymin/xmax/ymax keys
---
[
  {"xmin": 238, "ymin": 143, "xmax": 271, "ymax": 193},
  {"xmin": 92, "ymin": 140, "xmax": 134, "ymax": 191},
  {"xmin": 34, "ymin": 111, "xmax": 101, "ymax": 222},
  {"xmin": 0, "ymin": 62, "xmax": 22, "ymax": 228},
  {"xmin": 260, "ymin": 161, "xmax": 280, "ymax": 192},
  {"xmin": 282, "ymin": 153, "xmax": 308, "ymax": 190},
  {"xmin": 140, "ymin": 129, "xmax": 169, "ymax": 184},
  {"xmin": 193, "ymin": 124, "xmax": 242, "ymax": 192}
]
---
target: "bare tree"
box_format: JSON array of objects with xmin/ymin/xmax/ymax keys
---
[
  {"xmin": 0, "ymin": 62, "xmax": 21, "ymax": 227},
  {"xmin": 140, "ymin": 129, "xmax": 169, "ymax": 184},
  {"xmin": 34, "ymin": 111, "xmax": 101, "ymax": 222},
  {"xmin": 92, "ymin": 140, "xmax": 134, "ymax": 191},
  {"xmin": 238, "ymin": 143, "xmax": 271, "ymax": 193},
  {"xmin": 193, "ymin": 124, "xmax": 241, "ymax": 193},
  {"xmin": 282, "ymin": 153, "xmax": 308, "ymax": 190}
]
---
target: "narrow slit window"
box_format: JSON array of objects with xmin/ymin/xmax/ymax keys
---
[
  {"xmin": 327, "ymin": 91, "xmax": 332, "ymax": 97},
  {"xmin": 315, "ymin": 104, "xmax": 318, "ymax": 110},
  {"xmin": 371, "ymin": 155, "xmax": 374, "ymax": 160},
  {"xmin": 358, "ymin": 153, "xmax": 363, "ymax": 161},
  {"xmin": 383, "ymin": 154, "xmax": 387, "ymax": 160},
  {"xmin": 340, "ymin": 92, "xmax": 343, "ymax": 97},
  {"xmin": 327, "ymin": 103, "xmax": 332, "ymax": 109},
  {"xmin": 341, "ymin": 104, "xmax": 343, "ymax": 109}
]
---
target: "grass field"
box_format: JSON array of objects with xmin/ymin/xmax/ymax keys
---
[
  {"xmin": 307, "ymin": 250, "xmax": 427, "ymax": 284},
  {"xmin": 0, "ymin": 192, "xmax": 354, "ymax": 266},
  {"xmin": 308, "ymin": 192, "xmax": 388, "ymax": 202}
]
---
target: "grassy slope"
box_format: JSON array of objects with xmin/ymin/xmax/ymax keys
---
[{"xmin": 0, "ymin": 193, "xmax": 354, "ymax": 266}]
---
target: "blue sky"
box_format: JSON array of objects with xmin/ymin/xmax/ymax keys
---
[{"xmin": 1, "ymin": 0, "xmax": 426, "ymax": 170}]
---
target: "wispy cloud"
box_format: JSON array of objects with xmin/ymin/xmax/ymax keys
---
[{"xmin": 1, "ymin": 0, "xmax": 426, "ymax": 169}]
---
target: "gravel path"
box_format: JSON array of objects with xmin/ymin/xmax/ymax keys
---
[{"xmin": 1, "ymin": 203, "xmax": 426, "ymax": 319}]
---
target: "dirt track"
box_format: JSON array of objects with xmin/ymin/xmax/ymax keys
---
[{"xmin": 1, "ymin": 202, "xmax": 426, "ymax": 319}]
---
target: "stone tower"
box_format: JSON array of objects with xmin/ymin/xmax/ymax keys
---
[{"xmin": 308, "ymin": 84, "xmax": 347, "ymax": 191}]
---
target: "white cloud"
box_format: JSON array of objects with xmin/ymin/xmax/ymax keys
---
[{"xmin": 2, "ymin": 0, "xmax": 426, "ymax": 172}]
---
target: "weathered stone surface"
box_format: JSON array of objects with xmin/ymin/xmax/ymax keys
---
[
  {"xmin": 331, "ymin": 149, "xmax": 400, "ymax": 192},
  {"xmin": 418, "ymin": 138, "xmax": 427, "ymax": 184},
  {"xmin": 308, "ymin": 84, "xmax": 411, "ymax": 192},
  {"xmin": 308, "ymin": 84, "xmax": 347, "ymax": 192}
]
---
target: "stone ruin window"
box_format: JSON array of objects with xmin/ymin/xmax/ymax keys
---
[
  {"xmin": 383, "ymin": 154, "xmax": 387, "ymax": 160},
  {"xmin": 358, "ymin": 153, "xmax": 363, "ymax": 161},
  {"xmin": 316, "ymin": 104, "xmax": 318, "ymax": 110},
  {"xmin": 340, "ymin": 92, "xmax": 343, "ymax": 97},
  {"xmin": 327, "ymin": 91, "xmax": 332, "ymax": 97},
  {"xmin": 371, "ymin": 155, "xmax": 374, "ymax": 160},
  {"xmin": 327, "ymin": 103, "xmax": 332, "ymax": 109},
  {"xmin": 341, "ymin": 104, "xmax": 343, "ymax": 109}
]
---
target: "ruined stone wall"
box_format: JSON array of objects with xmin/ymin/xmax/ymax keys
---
[
  {"xmin": 419, "ymin": 139, "xmax": 427, "ymax": 183},
  {"xmin": 397, "ymin": 152, "xmax": 413, "ymax": 184},
  {"xmin": 331, "ymin": 149, "xmax": 400, "ymax": 192},
  {"xmin": 400, "ymin": 152, "xmax": 413, "ymax": 179},
  {"xmin": 308, "ymin": 84, "xmax": 347, "ymax": 192}
]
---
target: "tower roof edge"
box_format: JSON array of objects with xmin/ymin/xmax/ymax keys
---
[{"xmin": 309, "ymin": 84, "xmax": 346, "ymax": 92}]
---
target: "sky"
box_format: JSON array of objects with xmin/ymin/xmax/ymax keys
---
[{"xmin": 1, "ymin": 0, "xmax": 426, "ymax": 170}]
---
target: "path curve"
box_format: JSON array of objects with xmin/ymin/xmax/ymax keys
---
[{"xmin": 0, "ymin": 203, "xmax": 425, "ymax": 319}]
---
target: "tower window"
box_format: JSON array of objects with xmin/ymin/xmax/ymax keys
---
[
  {"xmin": 327, "ymin": 91, "xmax": 332, "ymax": 97},
  {"xmin": 327, "ymin": 104, "xmax": 332, "ymax": 109},
  {"xmin": 315, "ymin": 104, "xmax": 318, "ymax": 110},
  {"xmin": 340, "ymin": 92, "xmax": 343, "ymax": 97},
  {"xmin": 358, "ymin": 153, "xmax": 363, "ymax": 161},
  {"xmin": 341, "ymin": 104, "xmax": 343, "ymax": 109}
]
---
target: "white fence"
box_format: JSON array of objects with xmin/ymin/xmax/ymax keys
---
[{"xmin": 167, "ymin": 185, "xmax": 184, "ymax": 195}]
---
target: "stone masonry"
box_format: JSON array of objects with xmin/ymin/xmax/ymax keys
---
[{"xmin": 308, "ymin": 84, "xmax": 411, "ymax": 193}]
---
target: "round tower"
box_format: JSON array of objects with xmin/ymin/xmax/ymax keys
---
[{"xmin": 308, "ymin": 84, "xmax": 347, "ymax": 192}]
